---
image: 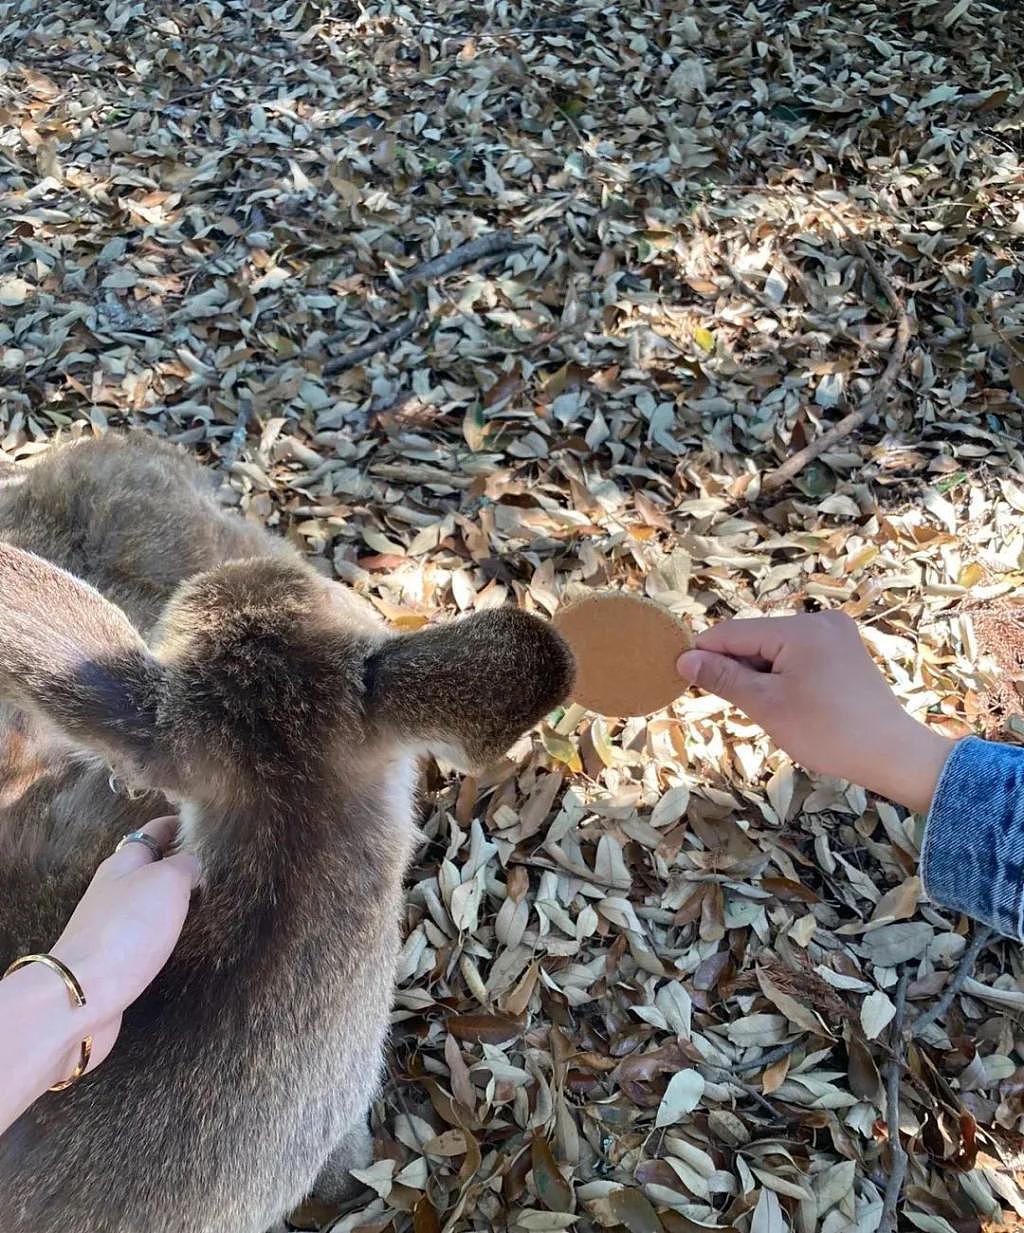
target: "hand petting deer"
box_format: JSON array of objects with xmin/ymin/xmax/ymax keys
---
[{"xmin": 0, "ymin": 435, "xmax": 574, "ymax": 1233}]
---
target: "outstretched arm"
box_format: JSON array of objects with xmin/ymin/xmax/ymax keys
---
[
  {"xmin": 677, "ymin": 611, "xmax": 954, "ymax": 815},
  {"xmin": 677, "ymin": 612, "xmax": 1024, "ymax": 939}
]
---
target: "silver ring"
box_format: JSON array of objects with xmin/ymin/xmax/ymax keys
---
[{"xmin": 115, "ymin": 831, "xmax": 164, "ymax": 861}]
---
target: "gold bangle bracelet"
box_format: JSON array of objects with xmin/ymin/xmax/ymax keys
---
[{"xmin": 3, "ymin": 953, "xmax": 93, "ymax": 1092}]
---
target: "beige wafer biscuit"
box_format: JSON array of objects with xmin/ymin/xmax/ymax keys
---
[{"xmin": 553, "ymin": 592, "xmax": 693, "ymax": 718}]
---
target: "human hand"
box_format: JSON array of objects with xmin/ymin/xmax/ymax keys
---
[
  {"xmin": 49, "ymin": 817, "xmax": 200, "ymax": 1075},
  {"xmin": 677, "ymin": 611, "xmax": 955, "ymax": 815}
]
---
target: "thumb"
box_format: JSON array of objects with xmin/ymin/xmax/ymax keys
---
[{"xmin": 677, "ymin": 649, "xmax": 776, "ymax": 719}]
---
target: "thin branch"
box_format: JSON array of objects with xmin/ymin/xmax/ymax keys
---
[
  {"xmin": 322, "ymin": 309, "xmax": 424, "ymax": 377},
  {"xmin": 700, "ymin": 1061, "xmax": 784, "ymax": 1121},
  {"xmin": 399, "ymin": 230, "xmax": 527, "ymax": 286},
  {"xmin": 731, "ymin": 1041, "xmax": 803, "ymax": 1075},
  {"xmin": 879, "ymin": 968, "xmax": 910, "ymax": 1233},
  {"xmin": 218, "ymin": 398, "xmax": 252, "ymax": 471},
  {"xmin": 504, "ymin": 855, "xmax": 624, "ymax": 891},
  {"xmin": 912, "ymin": 924, "xmax": 994, "ymax": 1039},
  {"xmin": 369, "ymin": 462, "xmax": 474, "ymax": 489},
  {"xmin": 553, "ymin": 102, "xmax": 586, "ymax": 146},
  {"xmin": 763, "ymin": 235, "xmax": 911, "ymax": 492},
  {"xmin": 400, "ymin": 20, "xmax": 588, "ymax": 38},
  {"xmin": 320, "ymin": 231, "xmax": 528, "ymax": 376}
]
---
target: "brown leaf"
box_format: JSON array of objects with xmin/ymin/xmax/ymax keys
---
[
  {"xmin": 868, "ymin": 875, "xmax": 921, "ymax": 924},
  {"xmin": 446, "ymin": 1012, "xmax": 524, "ymax": 1044},
  {"xmin": 846, "ymin": 1029, "xmax": 883, "ymax": 1103},
  {"xmin": 634, "ymin": 1160, "xmax": 688, "ymax": 1192},
  {"xmin": 531, "ymin": 1135, "xmax": 573, "ymax": 1211},
  {"xmin": 423, "ymin": 1129, "xmax": 468, "ymax": 1157},
  {"xmin": 700, "ymin": 883, "xmax": 726, "ymax": 942},
  {"xmin": 761, "ymin": 876, "xmax": 822, "ymax": 905},
  {"xmin": 414, "ymin": 1196, "xmax": 441, "ymax": 1233},
  {"xmin": 955, "ymin": 1112, "xmax": 979, "ymax": 1171},
  {"xmin": 693, "ymin": 951, "xmax": 732, "ymax": 993},
  {"xmin": 506, "ymin": 864, "xmax": 530, "ymax": 903},
  {"xmin": 673, "ymin": 885, "xmax": 705, "ymax": 926},
  {"xmin": 501, "ymin": 960, "xmax": 540, "ymax": 1017},
  {"xmin": 616, "ymin": 1041, "xmax": 690, "ymax": 1105},
  {"xmin": 463, "ymin": 404, "xmax": 488, "ymax": 452},
  {"xmin": 457, "ymin": 1128, "xmax": 483, "ymax": 1183},
  {"xmin": 661, "ymin": 1216, "xmax": 740, "ymax": 1233},
  {"xmin": 414, "ymin": 1072, "xmax": 466, "ymax": 1129},
  {"xmin": 761, "ymin": 1054, "xmax": 790, "ymax": 1094},
  {"xmin": 756, "ymin": 967, "xmax": 828, "ymax": 1035},
  {"xmin": 518, "ymin": 771, "xmax": 564, "ymax": 840},
  {"xmin": 607, "ymin": 1187, "xmax": 665, "ymax": 1233},
  {"xmin": 445, "ymin": 1034, "xmax": 476, "ymax": 1112},
  {"xmin": 484, "ymin": 367, "xmax": 526, "ymax": 409}
]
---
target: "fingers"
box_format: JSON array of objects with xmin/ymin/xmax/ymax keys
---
[
  {"xmin": 161, "ymin": 850, "xmax": 202, "ymax": 890},
  {"xmin": 697, "ymin": 610, "xmax": 861, "ymax": 660},
  {"xmin": 676, "ymin": 649, "xmax": 777, "ymax": 719},
  {"xmin": 734, "ymin": 653, "xmax": 773, "ymax": 673},
  {"xmin": 97, "ymin": 816, "xmax": 179, "ymax": 879},
  {"xmin": 693, "ymin": 615, "xmax": 805, "ymax": 662},
  {"xmin": 134, "ymin": 816, "xmax": 178, "ymax": 850},
  {"xmin": 126, "ymin": 854, "xmax": 202, "ymax": 938}
]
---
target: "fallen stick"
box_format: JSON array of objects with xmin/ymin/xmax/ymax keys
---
[
  {"xmin": 700, "ymin": 1060, "xmax": 783, "ymax": 1121},
  {"xmin": 218, "ymin": 398, "xmax": 252, "ymax": 472},
  {"xmin": 762, "ymin": 235, "xmax": 911, "ymax": 493},
  {"xmin": 322, "ymin": 310, "xmax": 424, "ymax": 377},
  {"xmin": 879, "ymin": 968, "xmax": 910, "ymax": 1233},
  {"xmin": 321, "ymin": 231, "xmax": 527, "ymax": 375},
  {"xmin": 912, "ymin": 924, "xmax": 994, "ymax": 1039},
  {"xmin": 399, "ymin": 230, "xmax": 527, "ymax": 286},
  {"xmin": 731, "ymin": 1040, "xmax": 802, "ymax": 1075}
]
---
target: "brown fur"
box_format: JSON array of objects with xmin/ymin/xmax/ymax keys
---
[{"xmin": 0, "ymin": 435, "xmax": 574, "ymax": 1233}]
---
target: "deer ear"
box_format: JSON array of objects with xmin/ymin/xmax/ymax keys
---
[
  {"xmin": 0, "ymin": 544, "xmax": 163, "ymax": 764},
  {"xmin": 364, "ymin": 607, "xmax": 575, "ymax": 770}
]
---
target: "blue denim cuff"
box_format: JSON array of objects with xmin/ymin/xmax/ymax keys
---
[{"xmin": 922, "ymin": 736, "xmax": 1024, "ymax": 939}]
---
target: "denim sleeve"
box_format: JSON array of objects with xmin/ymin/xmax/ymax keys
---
[{"xmin": 922, "ymin": 736, "xmax": 1024, "ymax": 939}]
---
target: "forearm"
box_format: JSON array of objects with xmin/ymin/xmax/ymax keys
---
[
  {"xmin": 854, "ymin": 717, "xmax": 957, "ymax": 818},
  {"xmin": 836, "ymin": 725, "xmax": 1024, "ymax": 938},
  {"xmin": 0, "ymin": 963, "xmax": 91, "ymax": 1134}
]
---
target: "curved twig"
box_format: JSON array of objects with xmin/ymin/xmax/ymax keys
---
[
  {"xmin": 731, "ymin": 1041, "xmax": 803, "ymax": 1075},
  {"xmin": 763, "ymin": 235, "xmax": 911, "ymax": 492},
  {"xmin": 400, "ymin": 230, "xmax": 527, "ymax": 286},
  {"xmin": 320, "ymin": 231, "xmax": 528, "ymax": 376},
  {"xmin": 322, "ymin": 309, "xmax": 424, "ymax": 377},
  {"xmin": 912, "ymin": 924, "xmax": 995, "ymax": 1039},
  {"xmin": 879, "ymin": 968, "xmax": 910, "ymax": 1233}
]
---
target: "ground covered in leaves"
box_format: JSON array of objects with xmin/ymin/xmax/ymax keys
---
[{"xmin": 3, "ymin": 0, "xmax": 1024, "ymax": 1230}]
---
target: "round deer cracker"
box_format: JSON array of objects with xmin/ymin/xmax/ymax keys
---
[{"xmin": 553, "ymin": 592, "xmax": 693, "ymax": 718}]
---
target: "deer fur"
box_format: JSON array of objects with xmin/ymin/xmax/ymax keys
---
[{"xmin": 0, "ymin": 435, "xmax": 574, "ymax": 1233}]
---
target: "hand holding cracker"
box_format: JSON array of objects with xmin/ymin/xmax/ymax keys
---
[{"xmin": 678, "ymin": 612, "xmax": 954, "ymax": 815}]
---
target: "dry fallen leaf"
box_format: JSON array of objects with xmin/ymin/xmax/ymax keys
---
[
  {"xmin": 860, "ymin": 989, "xmax": 897, "ymax": 1041},
  {"xmin": 654, "ymin": 1070, "xmax": 706, "ymax": 1127}
]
